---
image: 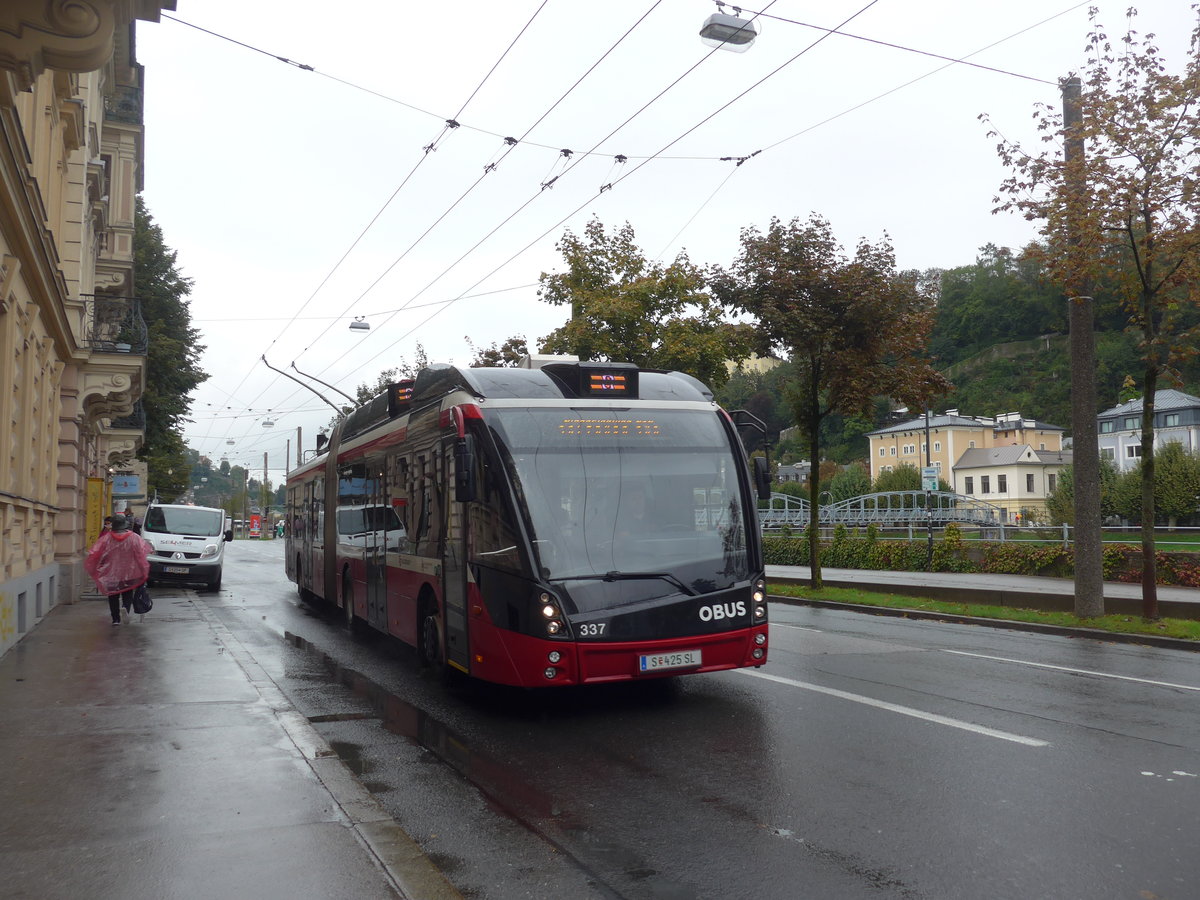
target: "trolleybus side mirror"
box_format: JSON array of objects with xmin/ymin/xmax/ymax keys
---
[
  {"xmin": 455, "ymin": 435, "xmax": 477, "ymax": 503},
  {"xmin": 753, "ymin": 456, "xmax": 771, "ymax": 501}
]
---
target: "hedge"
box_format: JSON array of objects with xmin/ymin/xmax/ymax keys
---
[{"xmin": 763, "ymin": 523, "xmax": 1200, "ymax": 587}]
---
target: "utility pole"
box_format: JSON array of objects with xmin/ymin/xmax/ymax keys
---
[
  {"xmin": 1063, "ymin": 75, "xmax": 1104, "ymax": 618},
  {"xmin": 924, "ymin": 408, "xmax": 934, "ymax": 570}
]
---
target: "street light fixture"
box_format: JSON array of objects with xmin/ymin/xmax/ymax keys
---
[
  {"xmin": 349, "ymin": 316, "xmax": 370, "ymax": 332},
  {"xmin": 699, "ymin": 11, "xmax": 758, "ymax": 52}
]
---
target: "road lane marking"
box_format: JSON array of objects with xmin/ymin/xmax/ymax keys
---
[
  {"xmin": 736, "ymin": 669, "xmax": 1050, "ymax": 747},
  {"xmin": 940, "ymin": 650, "xmax": 1200, "ymax": 692},
  {"xmin": 771, "ymin": 623, "xmax": 825, "ymax": 634}
]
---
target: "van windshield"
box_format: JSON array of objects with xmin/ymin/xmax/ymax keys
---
[{"xmin": 144, "ymin": 507, "xmax": 225, "ymax": 537}]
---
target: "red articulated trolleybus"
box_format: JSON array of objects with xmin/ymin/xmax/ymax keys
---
[{"xmin": 285, "ymin": 356, "xmax": 771, "ymax": 687}]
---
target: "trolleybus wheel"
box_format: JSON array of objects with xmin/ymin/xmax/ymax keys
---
[
  {"xmin": 342, "ymin": 570, "xmax": 357, "ymax": 630},
  {"xmin": 418, "ymin": 594, "xmax": 444, "ymax": 672}
]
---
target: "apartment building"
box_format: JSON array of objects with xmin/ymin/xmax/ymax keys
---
[
  {"xmin": 0, "ymin": 2, "xmax": 174, "ymax": 657},
  {"xmin": 1097, "ymin": 390, "xmax": 1200, "ymax": 472},
  {"xmin": 866, "ymin": 410, "xmax": 1065, "ymax": 483}
]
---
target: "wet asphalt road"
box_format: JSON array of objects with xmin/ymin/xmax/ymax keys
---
[{"xmin": 201, "ymin": 539, "xmax": 1200, "ymax": 900}]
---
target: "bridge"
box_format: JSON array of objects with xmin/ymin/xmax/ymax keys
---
[{"xmin": 759, "ymin": 491, "xmax": 1007, "ymax": 531}]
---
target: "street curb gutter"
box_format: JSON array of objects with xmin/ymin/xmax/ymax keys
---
[
  {"xmin": 769, "ymin": 594, "xmax": 1200, "ymax": 653},
  {"xmin": 192, "ymin": 598, "xmax": 464, "ymax": 900}
]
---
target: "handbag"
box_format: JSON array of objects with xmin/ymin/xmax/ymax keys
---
[{"xmin": 132, "ymin": 583, "xmax": 153, "ymax": 614}]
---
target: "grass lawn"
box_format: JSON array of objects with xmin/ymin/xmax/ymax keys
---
[{"xmin": 768, "ymin": 582, "xmax": 1200, "ymax": 642}]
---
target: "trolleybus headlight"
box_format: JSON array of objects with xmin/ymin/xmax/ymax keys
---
[
  {"xmin": 752, "ymin": 578, "xmax": 766, "ymax": 603},
  {"xmin": 752, "ymin": 648, "xmax": 765, "ymax": 660},
  {"xmin": 754, "ymin": 605, "xmax": 766, "ymax": 620},
  {"xmin": 544, "ymin": 667, "xmax": 558, "ymax": 680},
  {"xmin": 542, "ymin": 603, "xmax": 558, "ymax": 619},
  {"xmin": 548, "ymin": 651, "xmax": 562, "ymax": 664},
  {"xmin": 547, "ymin": 620, "xmax": 562, "ymax": 635},
  {"xmin": 755, "ymin": 633, "xmax": 766, "ymax": 646}
]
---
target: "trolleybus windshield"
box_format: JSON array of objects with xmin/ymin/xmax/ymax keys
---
[{"xmin": 487, "ymin": 407, "xmax": 751, "ymax": 611}]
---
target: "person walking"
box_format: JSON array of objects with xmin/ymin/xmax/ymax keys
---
[{"xmin": 85, "ymin": 515, "xmax": 152, "ymax": 625}]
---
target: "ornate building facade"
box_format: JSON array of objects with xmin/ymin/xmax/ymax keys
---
[{"xmin": 0, "ymin": 1, "xmax": 174, "ymax": 657}]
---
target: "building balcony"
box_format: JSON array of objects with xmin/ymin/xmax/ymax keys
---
[{"xmin": 86, "ymin": 294, "xmax": 147, "ymax": 355}]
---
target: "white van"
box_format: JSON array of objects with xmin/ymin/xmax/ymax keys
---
[{"xmin": 143, "ymin": 504, "xmax": 233, "ymax": 591}]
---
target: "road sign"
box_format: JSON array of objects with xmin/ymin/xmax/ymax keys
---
[{"xmin": 921, "ymin": 466, "xmax": 939, "ymax": 491}]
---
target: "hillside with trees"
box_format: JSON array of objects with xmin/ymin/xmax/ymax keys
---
[{"xmin": 715, "ymin": 240, "xmax": 1200, "ymax": 466}]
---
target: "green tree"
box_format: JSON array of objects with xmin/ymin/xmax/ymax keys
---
[
  {"xmin": 828, "ymin": 464, "xmax": 871, "ymax": 502},
  {"xmin": 467, "ymin": 336, "xmax": 528, "ymax": 367},
  {"xmin": 1154, "ymin": 442, "xmax": 1200, "ymax": 528},
  {"xmin": 1045, "ymin": 465, "xmax": 1075, "ymax": 526},
  {"xmin": 538, "ymin": 218, "xmax": 749, "ymax": 389},
  {"xmin": 710, "ymin": 215, "xmax": 950, "ymax": 586},
  {"xmin": 987, "ymin": 9, "xmax": 1200, "ymax": 618},
  {"xmin": 873, "ymin": 464, "xmax": 922, "ymax": 495},
  {"xmin": 135, "ymin": 197, "xmax": 208, "ymax": 501}
]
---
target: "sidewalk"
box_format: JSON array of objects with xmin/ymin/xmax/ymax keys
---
[
  {"xmin": 0, "ymin": 593, "xmax": 461, "ymax": 900},
  {"xmin": 767, "ymin": 565, "xmax": 1200, "ymax": 619}
]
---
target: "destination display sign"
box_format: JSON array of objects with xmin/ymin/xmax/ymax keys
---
[{"xmin": 557, "ymin": 418, "xmax": 661, "ymax": 437}]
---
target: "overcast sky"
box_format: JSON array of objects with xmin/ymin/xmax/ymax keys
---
[{"xmin": 133, "ymin": 0, "xmax": 1195, "ymax": 485}]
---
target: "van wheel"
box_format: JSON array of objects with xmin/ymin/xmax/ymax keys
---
[{"xmin": 207, "ymin": 570, "xmax": 222, "ymax": 592}]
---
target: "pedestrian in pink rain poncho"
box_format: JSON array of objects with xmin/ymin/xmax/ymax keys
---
[{"xmin": 85, "ymin": 515, "xmax": 152, "ymax": 625}]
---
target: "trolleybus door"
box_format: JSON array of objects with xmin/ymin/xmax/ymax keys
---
[
  {"xmin": 441, "ymin": 444, "xmax": 470, "ymax": 671},
  {"xmin": 365, "ymin": 459, "xmax": 388, "ymax": 631}
]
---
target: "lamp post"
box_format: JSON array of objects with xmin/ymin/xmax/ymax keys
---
[{"xmin": 924, "ymin": 409, "xmax": 934, "ymax": 570}]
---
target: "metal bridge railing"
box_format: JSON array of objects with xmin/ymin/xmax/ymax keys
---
[{"xmin": 760, "ymin": 491, "xmax": 1006, "ymax": 531}]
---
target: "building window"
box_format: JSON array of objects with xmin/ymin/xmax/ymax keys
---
[
  {"xmin": 1100, "ymin": 447, "xmax": 1115, "ymax": 461},
  {"xmin": 1039, "ymin": 443, "xmax": 1046, "ymax": 450},
  {"xmin": 965, "ymin": 477, "xmax": 974, "ymax": 494},
  {"xmin": 998, "ymin": 474, "xmax": 1007, "ymax": 492},
  {"xmin": 890, "ymin": 447, "xmax": 897, "ymax": 456},
  {"xmin": 1100, "ymin": 421, "xmax": 1114, "ymax": 433},
  {"xmin": 1164, "ymin": 413, "xmax": 1180, "ymax": 427},
  {"xmin": 879, "ymin": 447, "xmax": 886, "ymax": 457},
  {"xmin": 902, "ymin": 444, "xmax": 915, "ymax": 455},
  {"xmin": 968, "ymin": 441, "xmax": 976, "ymax": 448},
  {"xmin": 981, "ymin": 476, "xmax": 991, "ymax": 493},
  {"xmin": 934, "ymin": 461, "xmax": 942, "ymax": 471},
  {"xmin": 1124, "ymin": 417, "xmax": 1139, "ymax": 430},
  {"xmin": 1026, "ymin": 474, "xmax": 1034, "ymax": 491},
  {"xmin": 921, "ymin": 442, "xmax": 927, "ymax": 455},
  {"xmin": 934, "ymin": 441, "xmax": 941, "ymax": 452},
  {"xmin": 1126, "ymin": 444, "xmax": 1142, "ymax": 459},
  {"xmin": 1048, "ymin": 474, "xmax": 1057, "ymax": 492}
]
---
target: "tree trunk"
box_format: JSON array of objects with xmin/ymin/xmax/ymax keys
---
[
  {"xmin": 1069, "ymin": 296, "xmax": 1104, "ymax": 618},
  {"xmin": 1063, "ymin": 78, "xmax": 1104, "ymax": 618},
  {"xmin": 1140, "ymin": 368, "xmax": 1159, "ymax": 620}
]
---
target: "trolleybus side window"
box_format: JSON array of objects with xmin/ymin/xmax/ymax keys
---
[
  {"xmin": 311, "ymin": 475, "xmax": 324, "ymax": 545},
  {"xmin": 386, "ymin": 453, "xmax": 409, "ymax": 549},
  {"xmin": 469, "ymin": 435, "xmax": 523, "ymax": 575}
]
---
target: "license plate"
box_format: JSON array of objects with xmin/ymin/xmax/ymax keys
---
[
  {"xmin": 639, "ymin": 649, "xmax": 701, "ymax": 672},
  {"xmin": 163, "ymin": 565, "xmax": 189, "ymax": 574}
]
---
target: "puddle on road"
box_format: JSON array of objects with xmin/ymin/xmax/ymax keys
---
[
  {"xmin": 281, "ymin": 630, "xmax": 691, "ymax": 898},
  {"xmin": 283, "ymin": 631, "xmax": 565, "ymax": 820}
]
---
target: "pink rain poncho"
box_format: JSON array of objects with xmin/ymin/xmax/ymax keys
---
[{"xmin": 85, "ymin": 530, "xmax": 152, "ymax": 595}]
